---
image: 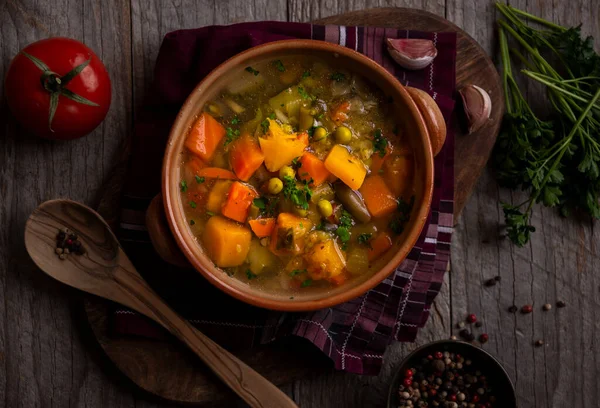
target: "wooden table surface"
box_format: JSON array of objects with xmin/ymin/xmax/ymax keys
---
[{"xmin": 1, "ymin": 1, "xmax": 599, "ymax": 407}]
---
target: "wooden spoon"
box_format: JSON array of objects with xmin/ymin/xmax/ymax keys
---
[{"xmin": 24, "ymin": 199, "xmax": 298, "ymax": 408}]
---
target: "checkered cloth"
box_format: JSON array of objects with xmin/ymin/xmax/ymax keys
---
[{"xmin": 113, "ymin": 22, "xmax": 456, "ymax": 375}]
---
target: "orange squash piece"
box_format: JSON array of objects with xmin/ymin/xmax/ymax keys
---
[
  {"xmin": 329, "ymin": 270, "xmax": 351, "ymax": 286},
  {"xmin": 359, "ymin": 175, "xmax": 398, "ymax": 217},
  {"xmin": 196, "ymin": 167, "xmax": 238, "ymax": 180},
  {"xmin": 304, "ymin": 239, "xmax": 346, "ymax": 280},
  {"xmin": 382, "ymin": 154, "xmax": 414, "ymax": 197},
  {"xmin": 298, "ymin": 152, "xmax": 331, "ymax": 186},
  {"xmin": 202, "ymin": 216, "xmax": 251, "ymax": 267},
  {"xmin": 368, "ymin": 232, "xmax": 393, "ymax": 261},
  {"xmin": 206, "ymin": 180, "xmax": 233, "ymax": 214},
  {"xmin": 324, "ymin": 145, "xmax": 367, "ymax": 190},
  {"xmin": 184, "ymin": 113, "xmax": 226, "ymax": 161},
  {"xmin": 230, "ymin": 134, "xmax": 265, "ymax": 181},
  {"xmin": 221, "ymin": 181, "xmax": 258, "ymax": 223},
  {"xmin": 269, "ymin": 213, "xmax": 313, "ymax": 255},
  {"xmin": 249, "ymin": 218, "xmax": 276, "ymax": 238}
]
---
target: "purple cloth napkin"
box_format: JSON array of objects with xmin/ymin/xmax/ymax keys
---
[{"xmin": 114, "ymin": 22, "xmax": 456, "ymax": 375}]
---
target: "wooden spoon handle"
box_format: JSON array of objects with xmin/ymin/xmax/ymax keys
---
[
  {"xmin": 114, "ymin": 264, "xmax": 297, "ymax": 408},
  {"xmin": 146, "ymin": 194, "xmax": 191, "ymax": 267}
]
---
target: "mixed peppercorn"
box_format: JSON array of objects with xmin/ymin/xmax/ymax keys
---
[
  {"xmin": 55, "ymin": 228, "xmax": 85, "ymax": 260},
  {"xmin": 397, "ymin": 351, "xmax": 497, "ymax": 408}
]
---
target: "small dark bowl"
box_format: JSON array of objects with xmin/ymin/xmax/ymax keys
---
[{"xmin": 387, "ymin": 340, "xmax": 517, "ymax": 407}]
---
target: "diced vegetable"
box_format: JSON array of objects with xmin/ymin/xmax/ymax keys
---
[
  {"xmin": 299, "ymin": 107, "xmax": 314, "ymax": 131},
  {"xmin": 225, "ymin": 99, "xmax": 245, "ymax": 114},
  {"xmin": 268, "ymin": 86, "xmax": 304, "ymax": 119},
  {"xmin": 270, "ymin": 212, "xmax": 313, "ymax": 255},
  {"xmin": 304, "ymin": 239, "xmax": 346, "ymax": 280},
  {"xmin": 370, "ymin": 145, "xmax": 391, "ymax": 173},
  {"xmin": 324, "ymin": 144, "xmax": 367, "ymax": 190},
  {"xmin": 221, "ymin": 181, "xmax": 259, "ymax": 223},
  {"xmin": 367, "ymin": 232, "xmax": 393, "ymax": 261},
  {"xmin": 186, "ymin": 156, "xmax": 207, "ymax": 177},
  {"xmin": 346, "ymin": 247, "xmax": 370, "ymax": 275},
  {"xmin": 329, "ymin": 270, "xmax": 351, "ymax": 286},
  {"xmin": 382, "ymin": 153, "xmax": 414, "ymax": 197},
  {"xmin": 298, "ymin": 153, "xmax": 331, "ymax": 186},
  {"xmin": 226, "ymin": 70, "xmax": 265, "ymax": 94},
  {"xmin": 229, "ymin": 134, "xmax": 265, "ymax": 181},
  {"xmin": 259, "ymin": 119, "xmax": 308, "ymax": 172},
  {"xmin": 196, "ymin": 167, "xmax": 238, "ymax": 180},
  {"xmin": 249, "ymin": 218, "xmax": 276, "ymax": 238},
  {"xmin": 246, "ymin": 239, "xmax": 277, "ymax": 275},
  {"xmin": 334, "ymin": 183, "xmax": 371, "ymax": 223},
  {"xmin": 206, "ymin": 180, "xmax": 232, "ymax": 214},
  {"xmin": 184, "ymin": 113, "xmax": 226, "ymax": 162},
  {"xmin": 202, "ymin": 216, "xmax": 251, "ymax": 267},
  {"xmin": 310, "ymin": 182, "xmax": 335, "ymax": 203},
  {"xmin": 359, "ymin": 175, "xmax": 398, "ymax": 218},
  {"xmin": 331, "ymin": 101, "xmax": 350, "ymax": 123}
]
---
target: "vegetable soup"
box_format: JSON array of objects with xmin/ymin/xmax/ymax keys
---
[{"xmin": 179, "ymin": 56, "xmax": 415, "ymax": 295}]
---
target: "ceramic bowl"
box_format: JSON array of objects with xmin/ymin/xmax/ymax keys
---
[
  {"xmin": 387, "ymin": 340, "xmax": 517, "ymax": 407},
  {"xmin": 156, "ymin": 39, "xmax": 435, "ymax": 311}
]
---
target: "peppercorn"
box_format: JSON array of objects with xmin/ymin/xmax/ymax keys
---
[
  {"xmin": 466, "ymin": 314, "xmax": 477, "ymax": 323},
  {"xmin": 556, "ymin": 300, "xmax": 566, "ymax": 308},
  {"xmin": 521, "ymin": 304, "xmax": 533, "ymax": 314},
  {"xmin": 56, "ymin": 231, "xmax": 66, "ymax": 241},
  {"xmin": 55, "ymin": 248, "xmax": 63, "ymax": 255},
  {"xmin": 474, "ymin": 321, "xmax": 482, "ymax": 328},
  {"xmin": 432, "ymin": 359, "xmax": 445, "ymax": 372},
  {"xmin": 508, "ymin": 305, "xmax": 518, "ymax": 313},
  {"xmin": 450, "ymin": 335, "xmax": 457, "ymax": 340},
  {"xmin": 534, "ymin": 339, "xmax": 544, "ymax": 347},
  {"xmin": 479, "ymin": 333, "xmax": 489, "ymax": 343},
  {"xmin": 484, "ymin": 278, "xmax": 496, "ymax": 287},
  {"xmin": 403, "ymin": 378, "xmax": 413, "ymax": 387},
  {"xmin": 405, "ymin": 369, "xmax": 414, "ymax": 377},
  {"xmin": 457, "ymin": 321, "xmax": 466, "ymax": 329},
  {"xmin": 434, "ymin": 351, "xmax": 443, "ymax": 359},
  {"xmin": 542, "ymin": 303, "xmax": 552, "ymax": 311},
  {"xmin": 59, "ymin": 254, "xmax": 67, "ymax": 260}
]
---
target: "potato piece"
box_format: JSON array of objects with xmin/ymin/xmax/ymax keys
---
[
  {"xmin": 268, "ymin": 86, "xmax": 303, "ymax": 119},
  {"xmin": 304, "ymin": 239, "xmax": 346, "ymax": 280},
  {"xmin": 346, "ymin": 246, "xmax": 370, "ymax": 275},
  {"xmin": 206, "ymin": 180, "xmax": 233, "ymax": 214},
  {"xmin": 246, "ymin": 239, "xmax": 277, "ymax": 275},
  {"xmin": 202, "ymin": 216, "xmax": 251, "ymax": 267}
]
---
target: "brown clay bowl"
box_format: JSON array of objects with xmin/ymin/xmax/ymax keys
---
[{"xmin": 151, "ymin": 39, "xmax": 436, "ymax": 311}]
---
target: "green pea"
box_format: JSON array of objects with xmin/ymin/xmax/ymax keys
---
[
  {"xmin": 317, "ymin": 200, "xmax": 333, "ymax": 217},
  {"xmin": 279, "ymin": 166, "xmax": 295, "ymax": 179},
  {"xmin": 268, "ymin": 178, "xmax": 283, "ymax": 194},
  {"xmin": 313, "ymin": 126, "xmax": 328, "ymax": 142},
  {"xmin": 335, "ymin": 126, "xmax": 352, "ymax": 144}
]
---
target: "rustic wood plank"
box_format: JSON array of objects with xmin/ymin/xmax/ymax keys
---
[{"xmin": 0, "ymin": 0, "xmax": 134, "ymax": 407}]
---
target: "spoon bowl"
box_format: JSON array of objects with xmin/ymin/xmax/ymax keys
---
[{"xmin": 24, "ymin": 199, "xmax": 297, "ymax": 408}]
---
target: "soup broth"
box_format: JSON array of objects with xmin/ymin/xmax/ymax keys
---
[{"xmin": 178, "ymin": 55, "xmax": 415, "ymax": 295}]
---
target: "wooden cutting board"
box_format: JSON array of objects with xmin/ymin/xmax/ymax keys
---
[{"xmin": 84, "ymin": 7, "xmax": 503, "ymax": 406}]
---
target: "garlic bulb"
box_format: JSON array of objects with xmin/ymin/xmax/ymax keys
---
[
  {"xmin": 459, "ymin": 85, "xmax": 492, "ymax": 134},
  {"xmin": 386, "ymin": 38, "xmax": 438, "ymax": 70}
]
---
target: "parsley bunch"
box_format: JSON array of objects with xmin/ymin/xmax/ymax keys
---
[
  {"xmin": 282, "ymin": 176, "xmax": 312, "ymax": 210},
  {"xmin": 494, "ymin": 3, "xmax": 600, "ymax": 247}
]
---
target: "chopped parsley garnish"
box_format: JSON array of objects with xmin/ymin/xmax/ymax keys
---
[
  {"xmin": 357, "ymin": 233, "xmax": 373, "ymax": 248},
  {"xmin": 297, "ymin": 86, "xmax": 312, "ymax": 100},
  {"xmin": 302, "ymin": 70, "xmax": 311, "ymax": 79},
  {"xmin": 206, "ymin": 211, "xmax": 216, "ymax": 216},
  {"xmin": 245, "ymin": 66, "xmax": 259, "ymax": 76},
  {"xmin": 189, "ymin": 219, "xmax": 196, "ymax": 226},
  {"xmin": 373, "ymin": 129, "xmax": 387, "ymax": 157},
  {"xmin": 180, "ymin": 180, "xmax": 188, "ymax": 192},
  {"xmin": 274, "ymin": 60, "xmax": 286, "ymax": 72},
  {"xmin": 224, "ymin": 127, "xmax": 241, "ymax": 146},
  {"xmin": 291, "ymin": 156, "xmax": 301, "ymax": 168},
  {"xmin": 316, "ymin": 113, "xmax": 324, "ymax": 120},
  {"xmin": 389, "ymin": 196, "xmax": 415, "ymax": 235},
  {"xmin": 316, "ymin": 222, "xmax": 326, "ymax": 231},
  {"xmin": 301, "ymin": 279, "xmax": 313, "ymax": 287},
  {"xmin": 335, "ymin": 210, "xmax": 353, "ymax": 250},
  {"xmin": 246, "ymin": 269, "xmax": 258, "ymax": 280},
  {"xmin": 260, "ymin": 119, "xmax": 270, "ymax": 134},
  {"xmin": 290, "ymin": 269, "xmax": 307, "ymax": 277},
  {"xmin": 307, "ymin": 126, "xmax": 316, "ymax": 138},
  {"xmin": 253, "ymin": 197, "xmax": 266, "ymax": 209},
  {"xmin": 189, "ymin": 201, "xmax": 197, "ymax": 209},
  {"xmin": 330, "ymin": 72, "xmax": 346, "ymax": 82},
  {"xmin": 195, "ymin": 175, "xmax": 205, "ymax": 184},
  {"xmin": 282, "ymin": 176, "xmax": 312, "ymax": 210},
  {"xmin": 268, "ymin": 112, "xmax": 276, "ymax": 120},
  {"xmin": 231, "ymin": 116, "xmax": 240, "ymax": 125}
]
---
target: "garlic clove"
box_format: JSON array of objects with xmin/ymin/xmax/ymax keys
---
[
  {"xmin": 459, "ymin": 84, "xmax": 492, "ymax": 134},
  {"xmin": 386, "ymin": 38, "xmax": 438, "ymax": 70}
]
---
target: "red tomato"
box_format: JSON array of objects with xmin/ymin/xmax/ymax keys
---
[{"xmin": 4, "ymin": 37, "xmax": 111, "ymax": 140}]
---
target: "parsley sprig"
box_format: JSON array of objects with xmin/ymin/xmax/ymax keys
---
[
  {"xmin": 335, "ymin": 210, "xmax": 354, "ymax": 250},
  {"xmin": 493, "ymin": 3, "xmax": 600, "ymax": 246},
  {"xmin": 282, "ymin": 176, "xmax": 312, "ymax": 210},
  {"xmin": 373, "ymin": 129, "xmax": 387, "ymax": 157}
]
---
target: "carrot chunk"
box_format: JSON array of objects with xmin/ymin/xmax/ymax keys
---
[
  {"xmin": 331, "ymin": 101, "xmax": 350, "ymax": 124},
  {"xmin": 196, "ymin": 167, "xmax": 237, "ymax": 180},
  {"xmin": 368, "ymin": 232, "xmax": 393, "ymax": 261},
  {"xmin": 359, "ymin": 175, "xmax": 398, "ymax": 218},
  {"xmin": 249, "ymin": 218, "xmax": 276, "ymax": 238},
  {"xmin": 187, "ymin": 156, "xmax": 207, "ymax": 176},
  {"xmin": 370, "ymin": 145, "xmax": 392, "ymax": 174},
  {"xmin": 221, "ymin": 181, "xmax": 258, "ymax": 223},
  {"xmin": 184, "ymin": 113, "xmax": 226, "ymax": 161},
  {"xmin": 230, "ymin": 134, "xmax": 265, "ymax": 181},
  {"xmin": 298, "ymin": 152, "xmax": 331, "ymax": 186},
  {"xmin": 382, "ymin": 153, "xmax": 414, "ymax": 197}
]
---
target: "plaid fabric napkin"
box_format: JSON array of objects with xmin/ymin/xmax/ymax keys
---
[{"xmin": 114, "ymin": 22, "xmax": 456, "ymax": 375}]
